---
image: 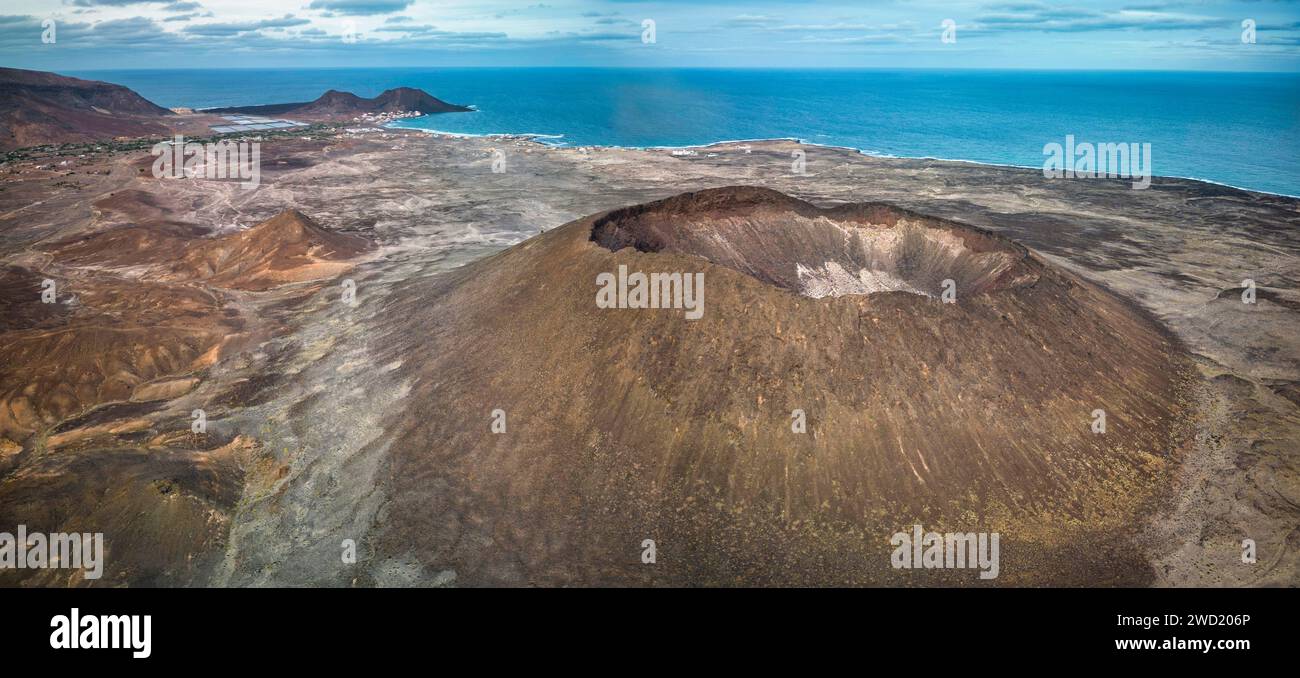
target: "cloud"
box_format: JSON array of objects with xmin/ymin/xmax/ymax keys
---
[
  {"xmin": 61, "ymin": 0, "xmax": 204, "ymax": 10},
  {"xmin": 770, "ymin": 22, "xmax": 878, "ymax": 31},
  {"xmin": 66, "ymin": 0, "xmax": 157, "ymax": 6},
  {"xmin": 494, "ymin": 3, "xmax": 553, "ymax": 19},
  {"xmin": 0, "ymin": 15, "xmax": 182, "ymax": 49},
  {"xmin": 724, "ymin": 14, "xmax": 783, "ymax": 28},
  {"xmin": 374, "ymin": 23, "xmax": 435, "ymax": 33},
  {"xmin": 306, "ymin": 0, "xmax": 414, "ymax": 16},
  {"xmin": 2, "ymin": 0, "xmax": 1296, "ymax": 70},
  {"xmin": 63, "ymin": 0, "xmax": 202, "ymax": 6},
  {"xmin": 784, "ymin": 33, "xmax": 907, "ymax": 45},
  {"xmin": 182, "ymin": 14, "xmax": 309, "ymax": 36},
  {"xmin": 401, "ymin": 29, "xmax": 509, "ymax": 41},
  {"xmin": 972, "ymin": 4, "xmax": 1229, "ymax": 32},
  {"xmin": 593, "ymin": 16, "xmax": 637, "ymax": 26}
]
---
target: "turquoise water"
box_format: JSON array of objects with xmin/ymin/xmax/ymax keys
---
[{"xmin": 76, "ymin": 68, "xmax": 1300, "ymax": 196}]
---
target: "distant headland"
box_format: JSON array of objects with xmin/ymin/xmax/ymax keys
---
[
  {"xmin": 203, "ymin": 87, "xmax": 473, "ymax": 119},
  {"xmin": 0, "ymin": 67, "xmax": 471, "ymax": 151}
]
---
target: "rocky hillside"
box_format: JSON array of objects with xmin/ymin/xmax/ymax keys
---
[{"xmin": 0, "ymin": 67, "xmax": 173, "ymax": 150}]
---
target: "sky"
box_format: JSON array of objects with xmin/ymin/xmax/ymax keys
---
[{"xmin": 2, "ymin": 0, "xmax": 1299, "ymax": 71}]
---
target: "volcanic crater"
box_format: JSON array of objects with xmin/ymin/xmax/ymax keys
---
[
  {"xmin": 371, "ymin": 186, "xmax": 1195, "ymax": 586},
  {"xmin": 590, "ymin": 186, "xmax": 1033, "ymax": 299}
]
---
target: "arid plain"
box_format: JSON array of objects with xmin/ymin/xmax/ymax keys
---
[{"xmin": 0, "ymin": 130, "xmax": 1296, "ymax": 586}]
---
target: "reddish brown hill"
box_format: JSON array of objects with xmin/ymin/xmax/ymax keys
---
[
  {"xmin": 171, "ymin": 210, "xmax": 371, "ymax": 290},
  {"xmin": 0, "ymin": 68, "xmax": 172, "ymax": 150},
  {"xmin": 49, "ymin": 208, "xmax": 371, "ymax": 291}
]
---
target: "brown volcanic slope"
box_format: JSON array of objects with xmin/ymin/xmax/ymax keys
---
[
  {"xmin": 0, "ymin": 209, "xmax": 369, "ymax": 442},
  {"xmin": 370, "ymin": 186, "xmax": 1193, "ymax": 586},
  {"xmin": 206, "ymin": 87, "xmax": 472, "ymax": 120},
  {"xmin": 0, "ymin": 201, "xmax": 370, "ymax": 585},
  {"xmin": 51, "ymin": 208, "xmax": 370, "ymax": 291},
  {"xmin": 0, "ymin": 68, "xmax": 173, "ymax": 150},
  {"xmin": 0, "ymin": 270, "xmax": 234, "ymax": 443}
]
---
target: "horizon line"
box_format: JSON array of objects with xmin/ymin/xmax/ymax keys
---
[{"xmin": 49, "ymin": 65, "xmax": 1300, "ymax": 75}]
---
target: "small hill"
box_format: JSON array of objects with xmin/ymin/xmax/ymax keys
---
[
  {"xmin": 50, "ymin": 207, "xmax": 370, "ymax": 291},
  {"xmin": 372, "ymin": 87, "xmax": 467, "ymax": 113},
  {"xmin": 172, "ymin": 209, "xmax": 371, "ymax": 291}
]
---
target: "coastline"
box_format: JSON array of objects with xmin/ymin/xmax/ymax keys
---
[{"xmin": 385, "ymin": 119, "xmax": 1300, "ymax": 200}]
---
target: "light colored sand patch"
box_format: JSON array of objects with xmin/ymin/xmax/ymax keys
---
[
  {"xmin": 796, "ymin": 261, "xmax": 930, "ymax": 298},
  {"xmin": 131, "ymin": 376, "xmax": 200, "ymax": 402}
]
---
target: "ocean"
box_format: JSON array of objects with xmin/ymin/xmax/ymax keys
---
[{"xmin": 73, "ymin": 68, "xmax": 1300, "ymax": 196}]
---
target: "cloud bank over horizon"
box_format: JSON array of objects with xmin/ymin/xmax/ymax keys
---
[{"xmin": 2, "ymin": 0, "xmax": 1298, "ymax": 71}]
